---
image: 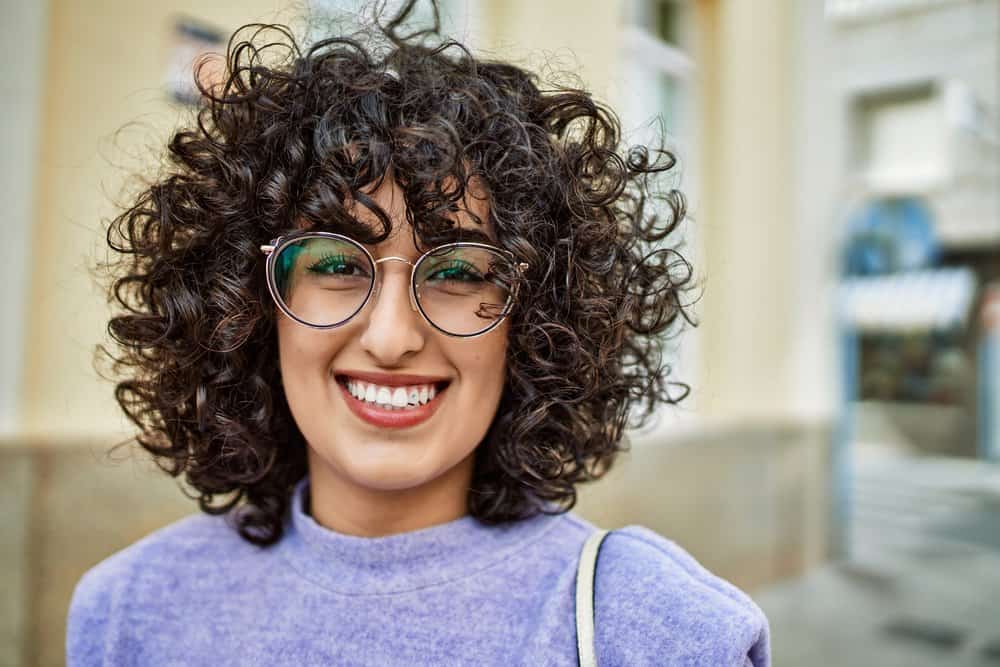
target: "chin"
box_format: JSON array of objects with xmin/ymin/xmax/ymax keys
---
[
  {"xmin": 332, "ymin": 446, "xmax": 442, "ymax": 492},
  {"xmin": 353, "ymin": 465, "xmax": 434, "ymax": 492}
]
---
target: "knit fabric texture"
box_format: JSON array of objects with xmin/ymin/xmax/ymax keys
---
[{"xmin": 67, "ymin": 474, "xmax": 771, "ymax": 666}]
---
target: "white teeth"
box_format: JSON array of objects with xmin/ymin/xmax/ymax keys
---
[
  {"xmin": 343, "ymin": 378, "xmax": 444, "ymax": 410},
  {"xmin": 376, "ymin": 387, "xmax": 392, "ymax": 406},
  {"xmin": 391, "ymin": 387, "xmax": 408, "ymax": 407}
]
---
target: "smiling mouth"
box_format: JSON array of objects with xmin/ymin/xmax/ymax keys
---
[
  {"xmin": 334, "ymin": 375, "xmax": 451, "ymax": 412},
  {"xmin": 334, "ymin": 374, "xmax": 451, "ymax": 429}
]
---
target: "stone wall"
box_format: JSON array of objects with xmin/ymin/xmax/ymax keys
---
[{"xmin": 576, "ymin": 419, "xmax": 835, "ymax": 592}]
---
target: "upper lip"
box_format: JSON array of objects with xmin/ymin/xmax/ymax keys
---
[{"xmin": 336, "ymin": 370, "xmax": 451, "ymax": 386}]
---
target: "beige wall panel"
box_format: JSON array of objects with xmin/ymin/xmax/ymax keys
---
[
  {"xmin": 478, "ymin": 0, "xmax": 625, "ymax": 101},
  {"xmin": 21, "ymin": 1, "xmax": 295, "ymax": 444},
  {"xmin": 694, "ymin": 0, "xmax": 798, "ymax": 419}
]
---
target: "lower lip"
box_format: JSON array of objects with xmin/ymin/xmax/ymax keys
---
[{"xmin": 337, "ymin": 378, "xmax": 448, "ymax": 429}]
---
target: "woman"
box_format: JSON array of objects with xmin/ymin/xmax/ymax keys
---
[{"xmin": 67, "ymin": 3, "xmax": 770, "ymax": 665}]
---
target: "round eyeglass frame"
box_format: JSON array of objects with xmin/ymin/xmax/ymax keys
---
[{"xmin": 260, "ymin": 231, "xmax": 530, "ymax": 339}]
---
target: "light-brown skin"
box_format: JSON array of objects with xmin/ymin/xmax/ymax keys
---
[{"xmin": 276, "ymin": 176, "xmax": 508, "ymax": 537}]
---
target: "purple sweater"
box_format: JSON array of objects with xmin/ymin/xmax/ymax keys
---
[{"xmin": 67, "ymin": 475, "xmax": 771, "ymax": 665}]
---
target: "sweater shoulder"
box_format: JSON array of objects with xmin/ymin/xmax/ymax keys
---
[
  {"xmin": 584, "ymin": 522, "xmax": 772, "ymax": 667},
  {"xmin": 73, "ymin": 511, "xmax": 239, "ymax": 588},
  {"xmin": 605, "ymin": 524, "xmax": 766, "ymax": 615},
  {"xmin": 69, "ymin": 511, "xmax": 238, "ymax": 598},
  {"xmin": 66, "ymin": 512, "xmax": 242, "ymax": 664}
]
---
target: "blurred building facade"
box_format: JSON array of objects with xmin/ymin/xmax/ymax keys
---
[
  {"xmin": 760, "ymin": 3, "xmax": 1000, "ymax": 664},
  {"xmin": 820, "ymin": 0, "xmax": 999, "ymax": 462}
]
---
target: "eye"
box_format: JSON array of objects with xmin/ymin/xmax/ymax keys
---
[
  {"xmin": 307, "ymin": 253, "xmax": 369, "ymax": 277},
  {"xmin": 424, "ymin": 259, "xmax": 483, "ymax": 282}
]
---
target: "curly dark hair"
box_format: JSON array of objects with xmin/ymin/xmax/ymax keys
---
[{"xmin": 96, "ymin": 1, "xmax": 696, "ymax": 546}]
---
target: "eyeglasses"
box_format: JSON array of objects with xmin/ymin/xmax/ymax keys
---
[{"xmin": 260, "ymin": 231, "xmax": 529, "ymax": 338}]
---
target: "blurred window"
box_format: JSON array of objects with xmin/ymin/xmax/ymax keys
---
[
  {"xmin": 619, "ymin": 0, "xmax": 694, "ymax": 141},
  {"xmin": 855, "ymin": 84, "xmax": 949, "ymax": 194},
  {"xmin": 618, "ymin": 0, "xmax": 700, "ymax": 416},
  {"xmin": 166, "ymin": 17, "xmax": 226, "ymax": 106},
  {"xmin": 307, "ymin": 0, "xmax": 480, "ymax": 47}
]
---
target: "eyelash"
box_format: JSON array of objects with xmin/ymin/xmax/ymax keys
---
[
  {"xmin": 425, "ymin": 259, "xmax": 482, "ymax": 281},
  {"xmin": 307, "ymin": 253, "xmax": 368, "ymax": 275}
]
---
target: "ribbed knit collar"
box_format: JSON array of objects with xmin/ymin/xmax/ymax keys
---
[{"xmin": 279, "ymin": 474, "xmax": 562, "ymax": 595}]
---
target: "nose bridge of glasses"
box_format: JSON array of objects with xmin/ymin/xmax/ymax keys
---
[
  {"xmin": 374, "ymin": 256, "xmax": 415, "ymax": 268},
  {"xmin": 371, "ymin": 255, "xmax": 418, "ymax": 312}
]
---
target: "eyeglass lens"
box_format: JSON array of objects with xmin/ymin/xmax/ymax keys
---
[{"xmin": 271, "ymin": 236, "xmax": 513, "ymax": 336}]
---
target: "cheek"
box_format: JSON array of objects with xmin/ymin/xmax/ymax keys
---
[
  {"xmin": 277, "ymin": 318, "xmax": 310, "ymax": 371},
  {"xmin": 276, "ymin": 316, "xmax": 348, "ymax": 384},
  {"xmin": 458, "ymin": 328, "xmax": 509, "ymax": 395}
]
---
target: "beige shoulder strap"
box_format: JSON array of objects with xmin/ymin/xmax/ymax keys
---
[{"xmin": 575, "ymin": 528, "xmax": 611, "ymax": 667}]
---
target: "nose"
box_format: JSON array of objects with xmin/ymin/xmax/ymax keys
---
[{"xmin": 357, "ymin": 259, "xmax": 426, "ymax": 365}]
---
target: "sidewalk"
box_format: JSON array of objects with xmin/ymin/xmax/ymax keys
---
[{"xmin": 754, "ymin": 452, "xmax": 1000, "ymax": 666}]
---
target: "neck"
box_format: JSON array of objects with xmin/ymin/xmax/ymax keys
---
[{"xmin": 305, "ymin": 448, "xmax": 476, "ymax": 537}]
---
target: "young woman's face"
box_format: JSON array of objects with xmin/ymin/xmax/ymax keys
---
[{"xmin": 276, "ymin": 176, "xmax": 508, "ymax": 497}]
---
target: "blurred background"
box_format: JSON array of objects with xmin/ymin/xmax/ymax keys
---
[{"xmin": 2, "ymin": 0, "xmax": 999, "ymax": 664}]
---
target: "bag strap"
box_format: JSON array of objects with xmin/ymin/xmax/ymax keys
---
[{"xmin": 575, "ymin": 528, "xmax": 611, "ymax": 667}]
